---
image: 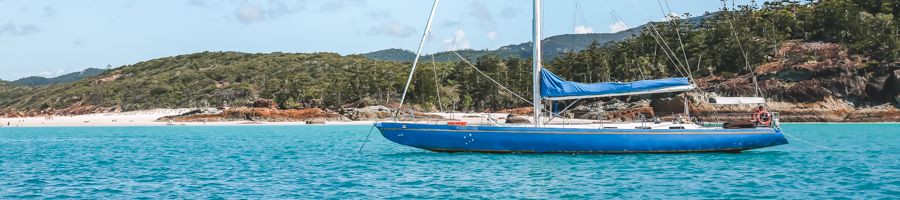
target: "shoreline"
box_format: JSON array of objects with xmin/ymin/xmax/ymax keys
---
[
  {"xmin": 0, "ymin": 109, "xmax": 512, "ymax": 128},
  {"xmin": 3, "ymin": 121, "xmax": 898, "ymax": 128},
  {"xmin": 1, "ymin": 108, "xmax": 898, "ymax": 128}
]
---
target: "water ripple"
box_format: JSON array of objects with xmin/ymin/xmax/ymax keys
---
[{"xmin": 0, "ymin": 124, "xmax": 897, "ymax": 198}]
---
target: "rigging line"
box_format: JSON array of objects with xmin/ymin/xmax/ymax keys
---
[
  {"xmin": 723, "ymin": 0, "xmax": 764, "ymax": 99},
  {"xmin": 630, "ymin": 16, "xmax": 688, "ymax": 78},
  {"xmin": 659, "ymin": 0, "xmax": 694, "ymax": 80},
  {"xmin": 449, "ymin": 51, "xmax": 556, "ymax": 116},
  {"xmin": 357, "ymin": 125, "xmax": 376, "ymax": 153},
  {"xmin": 450, "ymin": 51, "xmax": 532, "ymax": 105},
  {"xmin": 625, "ymin": 1, "xmax": 692, "ymax": 79},
  {"xmin": 630, "ymin": 0, "xmax": 688, "ymax": 72},
  {"xmin": 544, "ymin": 99, "xmax": 580, "ymax": 123},
  {"xmin": 648, "ymin": 20, "xmax": 691, "ymax": 81},
  {"xmin": 431, "ymin": 55, "xmax": 445, "ymax": 113},
  {"xmin": 610, "ymin": 11, "xmax": 685, "ymax": 78},
  {"xmin": 397, "ymin": 0, "xmax": 440, "ymax": 118},
  {"xmin": 611, "ymin": 11, "xmax": 685, "ymax": 79},
  {"xmin": 449, "ymin": 0, "xmax": 553, "ymax": 116},
  {"xmin": 573, "ymin": 0, "xmax": 589, "ymax": 32},
  {"xmin": 780, "ymin": 131, "xmax": 842, "ymax": 151},
  {"xmin": 572, "ymin": 0, "xmax": 578, "ymax": 31},
  {"xmin": 448, "ymin": 0, "xmax": 473, "ymax": 62}
]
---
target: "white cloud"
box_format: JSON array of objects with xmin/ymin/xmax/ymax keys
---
[
  {"xmin": 368, "ymin": 22, "xmax": 415, "ymax": 38},
  {"xmin": 487, "ymin": 31, "xmax": 498, "ymax": 40},
  {"xmin": 443, "ymin": 30, "xmax": 470, "ymax": 50},
  {"xmin": 574, "ymin": 25, "xmax": 594, "ymax": 34},
  {"xmin": 39, "ymin": 69, "xmax": 64, "ymax": 78},
  {"xmin": 608, "ymin": 21, "xmax": 627, "ymax": 33},
  {"xmin": 655, "ymin": 12, "xmax": 681, "ymax": 22},
  {"xmin": 665, "ymin": 12, "xmax": 681, "ymax": 21}
]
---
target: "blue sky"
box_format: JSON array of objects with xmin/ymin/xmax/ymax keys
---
[{"xmin": 0, "ymin": 0, "xmax": 764, "ymax": 80}]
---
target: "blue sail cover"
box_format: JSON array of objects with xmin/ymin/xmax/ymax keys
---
[{"xmin": 541, "ymin": 69, "xmax": 692, "ymax": 99}]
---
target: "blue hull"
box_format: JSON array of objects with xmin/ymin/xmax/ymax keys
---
[{"xmin": 375, "ymin": 122, "xmax": 788, "ymax": 153}]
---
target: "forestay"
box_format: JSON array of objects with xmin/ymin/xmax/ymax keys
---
[{"xmin": 540, "ymin": 69, "xmax": 695, "ymax": 100}]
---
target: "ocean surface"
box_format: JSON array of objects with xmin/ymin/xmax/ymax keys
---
[{"xmin": 0, "ymin": 124, "xmax": 897, "ymax": 199}]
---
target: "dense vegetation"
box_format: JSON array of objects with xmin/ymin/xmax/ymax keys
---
[
  {"xmin": 10, "ymin": 68, "xmax": 106, "ymax": 86},
  {"xmin": 552, "ymin": 0, "xmax": 899, "ymax": 82},
  {"xmin": 361, "ymin": 28, "xmax": 643, "ymax": 62},
  {"xmin": 0, "ymin": 81, "xmax": 32, "ymax": 107},
  {"xmin": 1, "ymin": 0, "xmax": 897, "ymax": 114}
]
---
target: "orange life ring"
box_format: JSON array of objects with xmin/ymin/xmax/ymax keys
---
[{"xmin": 755, "ymin": 110, "xmax": 772, "ymax": 126}]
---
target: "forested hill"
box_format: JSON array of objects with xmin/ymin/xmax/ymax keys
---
[
  {"xmin": 11, "ymin": 68, "xmax": 106, "ymax": 86},
  {"xmin": 358, "ymin": 12, "xmax": 715, "ymax": 62},
  {"xmin": 1, "ymin": 0, "xmax": 898, "ymax": 116},
  {"xmin": 361, "ymin": 24, "xmax": 644, "ymax": 62},
  {"xmin": 0, "ymin": 52, "xmax": 414, "ymax": 113}
]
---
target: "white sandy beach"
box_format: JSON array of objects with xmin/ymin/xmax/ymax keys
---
[{"xmin": 0, "ymin": 109, "xmax": 538, "ymax": 127}]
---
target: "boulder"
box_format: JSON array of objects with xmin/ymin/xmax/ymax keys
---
[
  {"xmin": 498, "ymin": 107, "xmax": 533, "ymax": 115},
  {"xmin": 249, "ymin": 99, "xmax": 278, "ymax": 109},
  {"xmin": 305, "ymin": 118, "xmax": 326, "ymax": 124},
  {"xmin": 865, "ymin": 75, "xmax": 890, "ymax": 100},
  {"xmin": 603, "ymin": 98, "xmax": 627, "ymax": 111},
  {"xmin": 651, "ymin": 98, "xmax": 685, "ymax": 114},
  {"xmin": 885, "ymin": 69, "xmax": 900, "ymax": 97},
  {"xmin": 570, "ymin": 101, "xmax": 604, "ymax": 119},
  {"xmin": 340, "ymin": 106, "xmax": 394, "ymax": 120},
  {"xmin": 505, "ymin": 114, "xmax": 531, "ymax": 124}
]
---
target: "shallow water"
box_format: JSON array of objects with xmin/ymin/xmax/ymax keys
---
[{"xmin": 0, "ymin": 124, "xmax": 898, "ymax": 199}]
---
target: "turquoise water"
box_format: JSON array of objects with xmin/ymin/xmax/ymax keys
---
[{"xmin": 0, "ymin": 124, "xmax": 898, "ymax": 199}]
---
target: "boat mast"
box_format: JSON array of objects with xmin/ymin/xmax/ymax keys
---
[
  {"xmin": 532, "ymin": 0, "xmax": 543, "ymax": 127},
  {"xmin": 396, "ymin": 0, "xmax": 440, "ymax": 119}
]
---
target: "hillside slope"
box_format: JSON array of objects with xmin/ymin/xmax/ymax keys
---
[
  {"xmin": 11, "ymin": 68, "xmax": 106, "ymax": 86},
  {"xmin": 361, "ymin": 24, "xmax": 643, "ymax": 62},
  {"xmin": 358, "ymin": 12, "xmax": 715, "ymax": 62},
  {"xmin": 0, "ymin": 52, "xmax": 411, "ymax": 115}
]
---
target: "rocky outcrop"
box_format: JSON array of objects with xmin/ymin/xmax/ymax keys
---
[
  {"xmin": 337, "ymin": 105, "xmax": 443, "ymax": 121},
  {"xmin": 498, "ymin": 107, "xmax": 533, "ymax": 115},
  {"xmin": 685, "ymin": 94, "xmax": 898, "ymax": 122},
  {"xmin": 567, "ymin": 99, "xmax": 653, "ymax": 122},
  {"xmin": 703, "ymin": 42, "xmax": 872, "ymax": 103},
  {"xmin": 844, "ymin": 105, "xmax": 900, "ymax": 122},
  {"xmin": 162, "ymin": 108, "xmax": 349, "ymax": 122},
  {"xmin": 339, "ymin": 106, "xmax": 393, "ymax": 120},
  {"xmin": 885, "ymin": 69, "xmax": 900, "ymax": 103},
  {"xmin": 248, "ymin": 99, "xmax": 278, "ymax": 109},
  {"xmin": 672, "ymin": 41, "xmax": 900, "ymax": 122}
]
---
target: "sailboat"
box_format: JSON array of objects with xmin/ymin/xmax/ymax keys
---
[{"xmin": 375, "ymin": 0, "xmax": 788, "ymax": 153}]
